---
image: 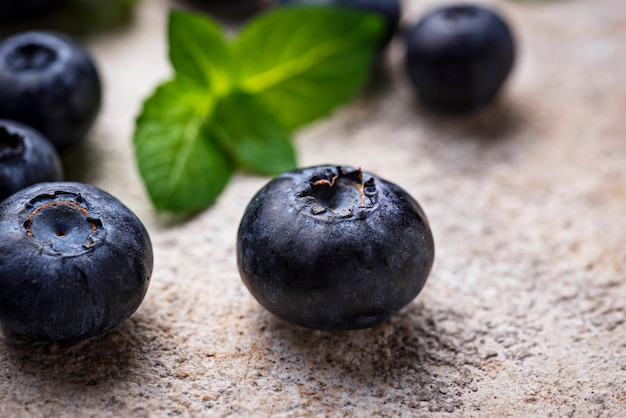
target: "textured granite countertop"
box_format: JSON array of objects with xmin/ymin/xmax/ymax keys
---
[{"xmin": 1, "ymin": 0, "xmax": 625, "ymax": 416}]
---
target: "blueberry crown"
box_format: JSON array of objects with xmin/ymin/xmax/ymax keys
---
[
  {"xmin": 295, "ymin": 166, "xmax": 379, "ymax": 219},
  {"xmin": 21, "ymin": 190, "xmax": 105, "ymax": 256}
]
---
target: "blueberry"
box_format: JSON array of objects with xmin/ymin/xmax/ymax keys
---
[
  {"xmin": 0, "ymin": 0, "xmax": 66, "ymax": 21},
  {"xmin": 237, "ymin": 165, "xmax": 434, "ymax": 330},
  {"xmin": 0, "ymin": 182, "xmax": 153, "ymax": 342},
  {"xmin": 405, "ymin": 4, "xmax": 515, "ymax": 113},
  {"xmin": 0, "ymin": 120, "xmax": 63, "ymax": 202},
  {"xmin": 0, "ymin": 31, "xmax": 102, "ymax": 150},
  {"xmin": 277, "ymin": 0, "xmax": 401, "ymax": 47}
]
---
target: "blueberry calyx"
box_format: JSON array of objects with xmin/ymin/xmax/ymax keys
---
[
  {"xmin": 6, "ymin": 43, "xmax": 57, "ymax": 72},
  {"xmin": 443, "ymin": 5, "xmax": 478, "ymax": 21},
  {"xmin": 0, "ymin": 126, "xmax": 24, "ymax": 159},
  {"xmin": 21, "ymin": 190, "xmax": 105, "ymax": 256},
  {"xmin": 296, "ymin": 166, "xmax": 378, "ymax": 219}
]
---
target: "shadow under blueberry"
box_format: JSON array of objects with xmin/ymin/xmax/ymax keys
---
[
  {"xmin": 416, "ymin": 94, "xmax": 527, "ymax": 145},
  {"xmin": 251, "ymin": 302, "xmax": 480, "ymax": 411},
  {"xmin": 0, "ymin": 311, "xmax": 154, "ymax": 390}
]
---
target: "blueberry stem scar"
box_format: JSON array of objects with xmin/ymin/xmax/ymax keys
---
[
  {"xmin": 24, "ymin": 200, "xmax": 89, "ymax": 237},
  {"xmin": 298, "ymin": 167, "xmax": 376, "ymax": 218},
  {"xmin": 21, "ymin": 191, "xmax": 105, "ymax": 256},
  {"xmin": 7, "ymin": 43, "xmax": 57, "ymax": 72}
]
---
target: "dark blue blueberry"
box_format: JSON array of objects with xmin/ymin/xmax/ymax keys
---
[
  {"xmin": 0, "ymin": 31, "xmax": 102, "ymax": 150},
  {"xmin": 0, "ymin": 182, "xmax": 153, "ymax": 342},
  {"xmin": 0, "ymin": 0, "xmax": 66, "ymax": 21},
  {"xmin": 237, "ymin": 165, "xmax": 435, "ymax": 330},
  {"xmin": 0, "ymin": 120, "xmax": 63, "ymax": 202},
  {"xmin": 405, "ymin": 4, "xmax": 515, "ymax": 113},
  {"xmin": 278, "ymin": 0, "xmax": 401, "ymax": 47}
]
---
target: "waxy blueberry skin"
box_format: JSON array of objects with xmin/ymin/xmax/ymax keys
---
[
  {"xmin": 0, "ymin": 120, "xmax": 63, "ymax": 202},
  {"xmin": 0, "ymin": 182, "xmax": 153, "ymax": 342},
  {"xmin": 237, "ymin": 165, "xmax": 434, "ymax": 330},
  {"xmin": 0, "ymin": 31, "xmax": 102, "ymax": 150},
  {"xmin": 405, "ymin": 4, "xmax": 515, "ymax": 112}
]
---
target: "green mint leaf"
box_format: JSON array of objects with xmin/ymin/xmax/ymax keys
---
[
  {"xmin": 168, "ymin": 11, "xmax": 231, "ymax": 94},
  {"xmin": 211, "ymin": 92, "xmax": 297, "ymax": 175},
  {"xmin": 135, "ymin": 8, "xmax": 387, "ymax": 213},
  {"xmin": 133, "ymin": 79, "xmax": 233, "ymax": 213},
  {"xmin": 232, "ymin": 6, "xmax": 386, "ymax": 131}
]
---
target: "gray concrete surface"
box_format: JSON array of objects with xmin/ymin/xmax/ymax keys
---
[{"xmin": 1, "ymin": 0, "xmax": 625, "ymax": 416}]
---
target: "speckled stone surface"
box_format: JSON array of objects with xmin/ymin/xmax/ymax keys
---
[{"xmin": 1, "ymin": 0, "xmax": 625, "ymax": 416}]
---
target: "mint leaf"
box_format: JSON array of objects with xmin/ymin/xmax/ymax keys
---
[
  {"xmin": 211, "ymin": 93, "xmax": 296, "ymax": 175},
  {"xmin": 168, "ymin": 11, "xmax": 232, "ymax": 94},
  {"xmin": 134, "ymin": 7, "xmax": 386, "ymax": 213},
  {"xmin": 232, "ymin": 6, "xmax": 386, "ymax": 131},
  {"xmin": 133, "ymin": 79, "xmax": 233, "ymax": 213}
]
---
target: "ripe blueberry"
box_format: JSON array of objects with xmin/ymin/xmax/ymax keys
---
[
  {"xmin": 0, "ymin": 31, "xmax": 102, "ymax": 150},
  {"xmin": 405, "ymin": 4, "xmax": 515, "ymax": 113},
  {"xmin": 237, "ymin": 165, "xmax": 435, "ymax": 330},
  {"xmin": 0, "ymin": 182, "xmax": 153, "ymax": 342},
  {"xmin": 277, "ymin": 0, "xmax": 401, "ymax": 47},
  {"xmin": 0, "ymin": 120, "xmax": 63, "ymax": 202}
]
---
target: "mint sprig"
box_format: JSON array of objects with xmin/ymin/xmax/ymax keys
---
[{"xmin": 133, "ymin": 6, "xmax": 385, "ymax": 214}]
